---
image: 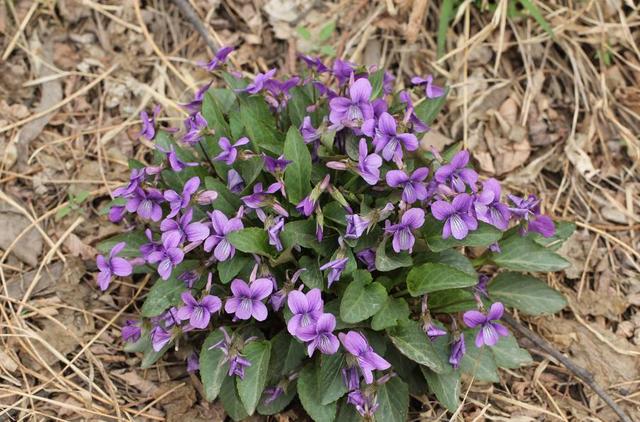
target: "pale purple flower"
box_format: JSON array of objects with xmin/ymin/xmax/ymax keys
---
[
  {"xmin": 203, "ymin": 210, "xmax": 244, "ymax": 261},
  {"xmin": 342, "ymin": 366, "xmax": 360, "ymax": 391},
  {"xmin": 346, "ymin": 213, "xmax": 370, "ymax": 239},
  {"xmin": 202, "ymin": 46, "xmax": 234, "ymax": 71},
  {"xmin": 182, "ymin": 112, "xmax": 208, "ymax": 145},
  {"xmin": 178, "ymin": 270, "xmax": 200, "ymax": 288},
  {"xmin": 187, "ymin": 352, "xmax": 199, "ymax": 373},
  {"xmin": 356, "ymin": 248, "xmax": 376, "ymax": 271},
  {"xmin": 424, "ymin": 322, "xmax": 447, "ymax": 341},
  {"xmin": 463, "ymin": 302, "xmax": 509, "ymax": 347},
  {"xmin": 431, "ymin": 193, "xmax": 478, "ymax": 240},
  {"xmin": 287, "ymin": 288, "xmax": 323, "ymax": 336},
  {"xmin": 224, "ymin": 278, "xmax": 273, "ymax": 321},
  {"xmin": 347, "ymin": 389, "xmax": 379, "ymax": 418},
  {"xmin": 108, "ymin": 205, "xmax": 126, "ymax": 223},
  {"xmin": 300, "ymin": 116, "xmax": 320, "ymax": 143},
  {"xmin": 329, "ymin": 78, "xmax": 373, "ymax": 129},
  {"xmin": 209, "ymin": 328, "xmax": 252, "ymax": 379},
  {"xmin": 382, "ymin": 71, "xmax": 395, "ymax": 95},
  {"xmin": 296, "ymin": 195, "xmax": 317, "ymax": 217},
  {"xmin": 196, "ymin": 190, "xmax": 219, "ymax": 205},
  {"xmin": 266, "ymin": 216, "xmax": 285, "ymax": 252},
  {"xmin": 113, "ymin": 168, "xmax": 146, "ymax": 198},
  {"xmin": 296, "ymin": 313, "xmax": 340, "ymax": 356},
  {"xmin": 96, "ymin": 242, "xmax": 132, "ymax": 291},
  {"xmin": 339, "ymin": 331, "xmax": 391, "ymax": 384},
  {"xmin": 434, "ymin": 150, "xmax": 478, "ymax": 192},
  {"xmin": 332, "ymin": 59, "xmax": 356, "ymax": 84},
  {"xmin": 299, "ymin": 54, "xmax": 329, "ymax": 73},
  {"xmin": 399, "ymin": 91, "xmax": 428, "ymax": 132},
  {"xmin": 227, "ymin": 169, "xmax": 245, "ymax": 193},
  {"xmin": 356, "ymin": 138, "xmax": 382, "ymax": 185},
  {"xmin": 320, "ymin": 257, "xmax": 349, "ymax": 287},
  {"xmin": 140, "ymin": 228, "xmax": 162, "ymax": 261},
  {"xmin": 263, "ymin": 386, "xmax": 285, "ymax": 405},
  {"xmin": 139, "ymin": 105, "xmax": 160, "ymax": 140},
  {"xmin": 264, "ymin": 77, "xmax": 299, "ymax": 109},
  {"xmin": 126, "ymin": 188, "xmax": 164, "ymax": 221},
  {"xmin": 385, "ymin": 208, "xmax": 425, "ymax": 253},
  {"xmin": 150, "ymin": 326, "xmax": 172, "ymax": 352},
  {"xmin": 214, "ymin": 137, "xmax": 250, "ymax": 165},
  {"xmin": 263, "ymin": 154, "xmax": 291, "ymax": 174},
  {"xmin": 508, "ymin": 194, "xmax": 555, "ymax": 237},
  {"xmin": 156, "ymin": 144, "xmax": 198, "ymax": 172},
  {"xmin": 371, "ymin": 112, "xmax": 418, "ymax": 162},
  {"xmin": 176, "ymin": 291, "xmax": 222, "ymax": 329},
  {"xmin": 147, "ymin": 236, "xmax": 184, "ymax": 280},
  {"xmin": 386, "ymin": 167, "xmax": 429, "ymax": 204},
  {"xmin": 164, "ymin": 176, "xmax": 200, "ymax": 218},
  {"xmin": 242, "ymin": 68, "xmax": 276, "ymax": 94},
  {"xmin": 474, "ymin": 178, "xmax": 511, "ymax": 230},
  {"xmin": 449, "ymin": 332, "xmax": 465, "ymax": 369},
  {"xmin": 160, "ymin": 208, "xmax": 210, "ymax": 245},
  {"xmin": 183, "ymin": 82, "xmax": 212, "ymax": 113},
  {"xmin": 411, "ymin": 75, "xmax": 445, "ymax": 99},
  {"xmin": 475, "ymin": 274, "xmax": 490, "ymax": 297},
  {"xmin": 242, "ymin": 182, "xmax": 287, "ymax": 218},
  {"xmin": 121, "ymin": 320, "xmax": 141, "ymax": 342}
]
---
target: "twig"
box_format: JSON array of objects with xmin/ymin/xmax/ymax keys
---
[
  {"xmin": 171, "ymin": 0, "xmax": 219, "ymax": 54},
  {"xmin": 502, "ymin": 313, "xmax": 633, "ymax": 422}
]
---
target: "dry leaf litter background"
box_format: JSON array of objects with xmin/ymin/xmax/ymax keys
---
[{"xmin": 0, "ymin": 0, "xmax": 639, "ymax": 420}]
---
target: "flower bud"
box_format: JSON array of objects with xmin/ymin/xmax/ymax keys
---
[{"xmin": 196, "ymin": 190, "xmax": 219, "ymax": 205}]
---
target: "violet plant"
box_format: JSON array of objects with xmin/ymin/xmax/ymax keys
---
[{"xmin": 97, "ymin": 48, "xmax": 572, "ymax": 420}]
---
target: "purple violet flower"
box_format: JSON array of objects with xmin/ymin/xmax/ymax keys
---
[
  {"xmin": 163, "ymin": 176, "xmax": 200, "ymax": 218},
  {"xmin": 339, "ymin": 331, "xmax": 391, "ymax": 384},
  {"xmin": 203, "ymin": 210, "xmax": 244, "ymax": 261},
  {"xmin": 139, "ymin": 105, "xmax": 160, "ymax": 140},
  {"xmin": 296, "ymin": 195, "xmax": 317, "ymax": 217},
  {"xmin": 346, "ymin": 213, "xmax": 370, "ymax": 239},
  {"xmin": 182, "ymin": 82, "xmax": 212, "ymax": 113},
  {"xmin": 140, "ymin": 228, "xmax": 162, "ymax": 261},
  {"xmin": 411, "ymin": 75, "xmax": 445, "ymax": 99},
  {"xmin": 202, "ymin": 46, "xmax": 234, "ymax": 71},
  {"xmin": 126, "ymin": 188, "xmax": 164, "ymax": 221},
  {"xmin": 474, "ymin": 178, "xmax": 511, "ymax": 230},
  {"xmin": 242, "ymin": 69, "xmax": 277, "ymax": 94},
  {"xmin": 187, "ymin": 352, "xmax": 199, "ymax": 373},
  {"xmin": 329, "ymin": 78, "xmax": 373, "ymax": 129},
  {"xmin": 96, "ymin": 242, "xmax": 132, "ymax": 291},
  {"xmin": 356, "ymin": 138, "xmax": 382, "ymax": 185},
  {"xmin": 224, "ymin": 278, "xmax": 273, "ymax": 321},
  {"xmin": 214, "ymin": 136, "xmax": 250, "ymax": 165},
  {"xmin": 385, "ymin": 208, "xmax": 425, "ymax": 253},
  {"xmin": 150, "ymin": 326, "xmax": 172, "ymax": 352},
  {"xmin": 370, "ymin": 112, "xmax": 418, "ymax": 162},
  {"xmin": 449, "ymin": 332, "xmax": 465, "ymax": 368},
  {"xmin": 209, "ymin": 328, "xmax": 252, "ymax": 379},
  {"xmin": 386, "ymin": 167, "xmax": 429, "ymax": 204},
  {"xmin": 182, "ymin": 112, "xmax": 208, "ymax": 145},
  {"xmin": 434, "ymin": 150, "xmax": 478, "ymax": 192},
  {"xmin": 463, "ymin": 302, "xmax": 509, "ymax": 347},
  {"xmin": 296, "ymin": 313, "xmax": 340, "ymax": 356},
  {"xmin": 176, "ymin": 291, "xmax": 222, "ymax": 329},
  {"xmin": 300, "ymin": 116, "xmax": 320, "ymax": 143},
  {"xmin": 425, "ymin": 322, "xmax": 447, "ymax": 341},
  {"xmin": 399, "ymin": 91, "xmax": 428, "ymax": 132},
  {"xmin": 265, "ymin": 216, "xmax": 285, "ymax": 252},
  {"xmin": 431, "ymin": 193, "xmax": 478, "ymax": 240},
  {"xmin": 347, "ymin": 389, "xmax": 379, "ymax": 418},
  {"xmin": 196, "ymin": 189, "xmax": 219, "ymax": 205},
  {"xmin": 508, "ymin": 194, "xmax": 556, "ymax": 237},
  {"xmin": 121, "ymin": 320, "xmax": 141, "ymax": 342},
  {"xmin": 342, "ymin": 366, "xmax": 360, "ymax": 391},
  {"xmin": 356, "ymin": 248, "xmax": 376, "ymax": 271},
  {"xmin": 113, "ymin": 168, "xmax": 146, "ymax": 198},
  {"xmin": 160, "ymin": 208, "xmax": 210, "ymax": 245},
  {"xmin": 227, "ymin": 169, "xmax": 245, "ymax": 193},
  {"xmin": 147, "ymin": 236, "xmax": 184, "ymax": 280},
  {"xmin": 263, "ymin": 386, "xmax": 285, "ymax": 405},
  {"xmin": 263, "ymin": 154, "xmax": 292, "ymax": 174},
  {"xmin": 320, "ymin": 257, "xmax": 349, "ymax": 287},
  {"xmin": 178, "ymin": 270, "xmax": 200, "ymax": 288},
  {"xmin": 287, "ymin": 288, "xmax": 323, "ymax": 336},
  {"xmin": 155, "ymin": 144, "xmax": 198, "ymax": 172},
  {"xmin": 332, "ymin": 60, "xmax": 356, "ymax": 84}
]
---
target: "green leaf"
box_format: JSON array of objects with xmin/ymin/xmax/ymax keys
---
[
  {"xmin": 413, "ymin": 87, "xmax": 448, "ymax": 127},
  {"xmin": 97, "ymin": 231, "xmax": 147, "ymax": 258},
  {"xmin": 237, "ymin": 340, "xmax": 271, "ymax": 415},
  {"xmin": 299, "ymin": 256, "xmax": 324, "ymax": 290},
  {"xmin": 318, "ymin": 20, "xmax": 336, "ymax": 42},
  {"xmin": 202, "ymin": 91, "xmax": 231, "ymax": 138},
  {"xmin": 283, "ymin": 127, "xmax": 312, "ymax": 204},
  {"xmin": 428, "ymin": 289, "xmax": 476, "ymax": 313},
  {"xmin": 371, "ymin": 297, "xmax": 410, "ymax": 331},
  {"xmin": 298, "ymin": 363, "xmax": 337, "ymax": 422},
  {"xmin": 281, "ymin": 219, "xmax": 331, "ymax": 255},
  {"xmin": 204, "ymin": 176, "xmax": 242, "ymax": 215},
  {"xmin": 336, "ymin": 398, "xmax": 362, "ymax": 422},
  {"xmin": 375, "ymin": 376, "xmax": 409, "ymax": 422},
  {"xmin": 217, "ymin": 256, "xmax": 252, "ymax": 284},
  {"xmin": 490, "ymin": 233, "xmax": 570, "ymax": 272},
  {"xmin": 422, "ymin": 367, "xmax": 461, "ymax": 412},
  {"xmin": 318, "ymin": 353, "xmax": 348, "ymax": 405},
  {"xmin": 297, "ymin": 25, "xmax": 312, "ymax": 40},
  {"xmin": 407, "ymin": 262, "xmax": 477, "ymax": 296},
  {"xmin": 437, "ymin": 0, "xmax": 456, "ymax": 57},
  {"xmin": 369, "ymin": 68, "xmax": 386, "ymax": 99},
  {"xmin": 340, "ymin": 279, "xmax": 388, "ymax": 324},
  {"xmin": 488, "ymin": 272, "xmax": 567, "ymax": 315},
  {"xmin": 124, "ymin": 328, "xmax": 171, "ymax": 369},
  {"xmin": 287, "ymin": 86, "xmax": 314, "ymax": 127},
  {"xmin": 531, "ymin": 220, "xmax": 575, "ymax": 251},
  {"xmin": 220, "ymin": 376, "xmax": 249, "ymax": 421},
  {"xmin": 267, "ymin": 332, "xmax": 306, "ymax": 382},
  {"xmin": 236, "ymin": 155, "xmax": 264, "ymax": 188},
  {"xmin": 319, "ymin": 45, "xmax": 336, "ymax": 57},
  {"xmin": 210, "ymin": 88, "xmax": 236, "ymax": 113},
  {"xmin": 491, "ymin": 334, "xmax": 532, "ymax": 369},
  {"xmin": 375, "ymin": 238, "xmax": 412, "ymax": 272},
  {"xmin": 199, "ymin": 330, "xmax": 227, "ymax": 401},
  {"xmin": 239, "ymin": 96, "xmax": 283, "ymax": 154},
  {"xmin": 387, "ymin": 320, "xmax": 448, "ymax": 373},
  {"xmin": 417, "ymin": 249, "xmax": 476, "ymax": 275},
  {"xmin": 227, "ymin": 227, "xmax": 274, "ymax": 257},
  {"xmin": 459, "ymin": 335, "xmax": 499, "ymax": 382},
  {"xmin": 140, "ymin": 261, "xmax": 197, "ymax": 317},
  {"xmin": 422, "ymin": 216, "xmax": 502, "ymax": 252}
]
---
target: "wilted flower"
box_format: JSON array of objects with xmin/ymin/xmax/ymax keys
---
[
  {"xmin": 150, "ymin": 326, "xmax": 172, "ymax": 352},
  {"xmin": 449, "ymin": 332, "xmax": 465, "ymax": 369}
]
